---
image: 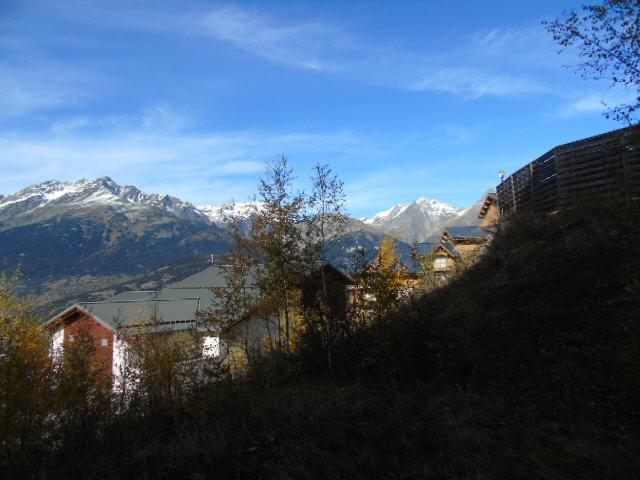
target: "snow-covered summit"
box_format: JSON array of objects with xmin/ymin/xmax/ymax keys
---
[
  {"xmin": 363, "ymin": 197, "xmax": 465, "ymax": 225},
  {"xmin": 1, "ymin": 177, "xmax": 487, "ymax": 242},
  {"xmin": 363, "ymin": 197, "xmax": 467, "ymax": 225},
  {"xmin": 0, "ymin": 177, "xmax": 206, "ymax": 223},
  {"xmin": 361, "ymin": 197, "xmax": 468, "ymax": 243},
  {"xmin": 196, "ymin": 201, "xmax": 263, "ymax": 223}
]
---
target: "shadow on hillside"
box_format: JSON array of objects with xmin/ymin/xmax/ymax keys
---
[{"xmin": 11, "ymin": 201, "xmax": 640, "ymax": 479}]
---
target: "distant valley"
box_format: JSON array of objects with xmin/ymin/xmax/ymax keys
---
[{"xmin": 0, "ymin": 177, "xmax": 488, "ymax": 311}]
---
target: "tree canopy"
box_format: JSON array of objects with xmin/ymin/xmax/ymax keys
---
[{"xmin": 545, "ymin": 0, "xmax": 640, "ymax": 124}]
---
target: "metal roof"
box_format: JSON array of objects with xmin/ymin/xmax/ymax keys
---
[
  {"xmin": 109, "ymin": 291, "xmax": 156, "ymax": 301},
  {"xmin": 77, "ymin": 297, "xmax": 201, "ymax": 332},
  {"xmin": 47, "ymin": 265, "xmax": 261, "ymax": 333},
  {"xmin": 413, "ymin": 242, "xmax": 460, "ymax": 258},
  {"xmin": 441, "ymin": 241, "xmax": 460, "ymax": 257},
  {"xmin": 445, "ymin": 226, "xmax": 490, "ymax": 239},
  {"xmin": 413, "ymin": 243, "xmax": 440, "ymax": 256},
  {"xmin": 166, "ymin": 265, "xmax": 258, "ymax": 289}
]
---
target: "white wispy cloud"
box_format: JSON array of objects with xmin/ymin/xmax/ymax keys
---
[
  {"xmin": 0, "ymin": 107, "xmax": 364, "ymax": 205},
  {"xmin": 0, "ymin": 101, "xmax": 484, "ymax": 211},
  {"xmin": 0, "ymin": 60, "xmax": 91, "ymax": 117},
  {"xmin": 345, "ymin": 161, "xmax": 458, "ymax": 211},
  {"xmin": 395, "ymin": 23, "xmax": 580, "ymax": 99},
  {"xmin": 558, "ymin": 89, "xmax": 637, "ymax": 118},
  {"xmin": 469, "ymin": 27, "xmax": 564, "ymax": 67},
  {"xmin": 47, "ymin": 2, "xmax": 554, "ymax": 100},
  {"xmin": 88, "ymin": 2, "xmax": 354, "ymax": 72},
  {"xmin": 411, "ymin": 67, "xmax": 545, "ymax": 99},
  {"xmin": 400, "ymin": 124, "xmax": 476, "ymax": 145},
  {"xmin": 192, "ymin": 6, "xmax": 352, "ymax": 71}
]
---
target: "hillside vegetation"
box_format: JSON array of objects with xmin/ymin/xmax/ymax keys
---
[{"xmin": 7, "ymin": 201, "xmax": 640, "ymax": 479}]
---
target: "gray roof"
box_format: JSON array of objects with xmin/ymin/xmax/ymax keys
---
[
  {"xmin": 47, "ymin": 265, "xmax": 260, "ymax": 333},
  {"xmin": 77, "ymin": 297, "xmax": 201, "ymax": 332},
  {"xmin": 414, "ymin": 241, "xmax": 460, "ymax": 258},
  {"xmin": 445, "ymin": 226, "xmax": 490, "ymax": 240},
  {"xmin": 109, "ymin": 290, "xmax": 156, "ymax": 301},
  {"xmin": 413, "ymin": 243, "xmax": 440, "ymax": 256},
  {"xmin": 406, "ymin": 242, "xmax": 459, "ymax": 273},
  {"xmin": 167, "ymin": 265, "xmax": 257, "ymax": 289},
  {"xmin": 441, "ymin": 241, "xmax": 460, "ymax": 257}
]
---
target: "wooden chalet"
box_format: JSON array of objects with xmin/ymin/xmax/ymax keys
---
[
  {"xmin": 440, "ymin": 226, "xmax": 492, "ymax": 260},
  {"xmin": 411, "ymin": 191, "xmax": 500, "ymax": 278},
  {"xmin": 412, "ymin": 242, "xmax": 458, "ymax": 277}
]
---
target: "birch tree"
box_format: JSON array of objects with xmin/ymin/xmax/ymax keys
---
[
  {"xmin": 304, "ymin": 163, "xmax": 348, "ymax": 369},
  {"xmin": 545, "ymin": 0, "xmax": 640, "ymax": 124}
]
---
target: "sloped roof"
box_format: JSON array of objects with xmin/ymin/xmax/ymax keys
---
[
  {"xmin": 413, "ymin": 242, "xmax": 459, "ymax": 257},
  {"xmin": 46, "ymin": 265, "xmax": 260, "ymax": 333},
  {"xmin": 441, "ymin": 241, "xmax": 460, "ymax": 257},
  {"xmin": 413, "ymin": 243, "xmax": 440, "ymax": 256},
  {"xmin": 445, "ymin": 226, "xmax": 491, "ymax": 240},
  {"xmin": 166, "ymin": 265, "xmax": 258, "ymax": 289},
  {"xmin": 405, "ymin": 242, "xmax": 459, "ymax": 273},
  {"xmin": 77, "ymin": 297, "xmax": 201, "ymax": 332},
  {"xmin": 478, "ymin": 192, "xmax": 498, "ymax": 219},
  {"xmin": 109, "ymin": 291, "xmax": 156, "ymax": 301}
]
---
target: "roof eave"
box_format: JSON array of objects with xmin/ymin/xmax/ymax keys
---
[{"xmin": 42, "ymin": 304, "xmax": 117, "ymax": 332}]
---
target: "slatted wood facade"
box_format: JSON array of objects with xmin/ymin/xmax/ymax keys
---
[{"xmin": 497, "ymin": 125, "xmax": 640, "ymax": 218}]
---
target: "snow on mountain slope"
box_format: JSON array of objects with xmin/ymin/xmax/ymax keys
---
[
  {"xmin": 196, "ymin": 202, "xmax": 263, "ymax": 223},
  {"xmin": 0, "ymin": 176, "xmax": 271, "ymax": 228},
  {"xmin": 364, "ymin": 198, "xmax": 463, "ymax": 226},
  {"xmin": 0, "ymin": 176, "xmax": 491, "ymax": 243},
  {"xmin": 0, "ymin": 177, "xmax": 495, "ymax": 303},
  {"xmin": 361, "ymin": 197, "xmax": 468, "ymax": 243},
  {"xmin": 0, "ymin": 177, "xmax": 208, "ymax": 225}
]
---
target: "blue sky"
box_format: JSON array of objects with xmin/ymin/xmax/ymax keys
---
[{"xmin": 0, "ymin": 0, "xmax": 634, "ymax": 216}]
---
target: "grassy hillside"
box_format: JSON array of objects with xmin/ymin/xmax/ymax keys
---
[
  {"xmin": 355, "ymin": 200, "xmax": 640, "ymax": 478},
  {"xmin": 24, "ymin": 201, "xmax": 640, "ymax": 479}
]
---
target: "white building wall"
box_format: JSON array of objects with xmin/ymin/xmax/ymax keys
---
[
  {"xmin": 112, "ymin": 335, "xmax": 128, "ymax": 387},
  {"xmin": 50, "ymin": 327, "xmax": 64, "ymax": 361},
  {"xmin": 202, "ymin": 336, "xmax": 220, "ymax": 358}
]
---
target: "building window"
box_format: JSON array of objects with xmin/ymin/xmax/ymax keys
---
[
  {"xmin": 202, "ymin": 336, "xmax": 220, "ymax": 358},
  {"xmin": 101, "ymin": 338, "xmax": 109, "ymax": 347},
  {"xmin": 434, "ymin": 256, "xmax": 448, "ymax": 270}
]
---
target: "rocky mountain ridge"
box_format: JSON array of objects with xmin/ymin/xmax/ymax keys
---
[
  {"xmin": 1, "ymin": 177, "xmax": 484, "ymax": 241},
  {"xmin": 360, "ymin": 197, "xmax": 470, "ymax": 243},
  {"xmin": 0, "ymin": 177, "xmax": 490, "ymax": 306},
  {"xmin": 0, "ymin": 177, "xmax": 208, "ymax": 227}
]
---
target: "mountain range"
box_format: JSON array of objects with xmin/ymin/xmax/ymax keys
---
[
  {"xmin": 360, "ymin": 198, "xmax": 467, "ymax": 243},
  {"xmin": 0, "ymin": 177, "xmax": 488, "ymax": 310}
]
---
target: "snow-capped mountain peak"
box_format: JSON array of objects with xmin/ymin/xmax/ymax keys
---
[
  {"xmin": 1, "ymin": 177, "xmax": 489, "ymax": 243},
  {"xmin": 363, "ymin": 203, "xmax": 406, "ymax": 225},
  {"xmin": 361, "ymin": 197, "xmax": 469, "ymax": 243},
  {"xmin": 364, "ymin": 197, "xmax": 464, "ymax": 225},
  {"xmin": 196, "ymin": 202, "xmax": 263, "ymax": 223},
  {"xmin": 0, "ymin": 177, "xmax": 206, "ymax": 224}
]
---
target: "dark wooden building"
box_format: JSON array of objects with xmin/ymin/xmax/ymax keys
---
[{"xmin": 497, "ymin": 125, "xmax": 640, "ymax": 218}]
